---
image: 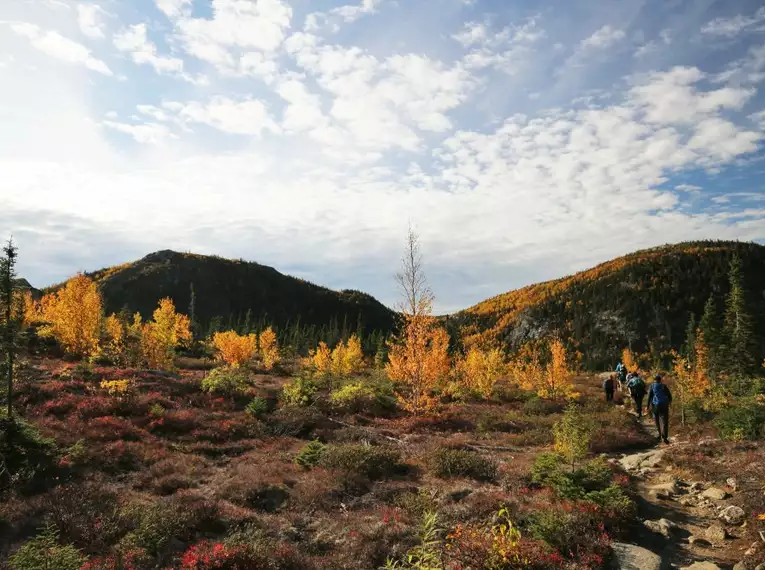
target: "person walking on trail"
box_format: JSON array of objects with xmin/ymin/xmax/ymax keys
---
[
  {"xmin": 647, "ymin": 374, "xmax": 672, "ymax": 444},
  {"xmin": 603, "ymin": 375, "xmax": 615, "ymax": 402},
  {"xmin": 615, "ymin": 362, "xmax": 627, "ymax": 390},
  {"xmin": 627, "ymin": 373, "xmax": 646, "ymax": 418}
]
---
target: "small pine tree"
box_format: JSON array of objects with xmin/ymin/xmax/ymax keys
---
[
  {"xmin": 8, "ymin": 521, "xmax": 87, "ymax": 570},
  {"xmin": 723, "ymin": 254, "xmax": 756, "ymax": 386},
  {"xmin": 553, "ymin": 404, "xmax": 593, "ymax": 471},
  {"xmin": 699, "ymin": 295, "xmax": 721, "ymax": 379},
  {"xmin": 682, "ymin": 313, "xmax": 696, "ymax": 365},
  {"xmin": 0, "ymin": 239, "xmax": 22, "ymax": 417}
]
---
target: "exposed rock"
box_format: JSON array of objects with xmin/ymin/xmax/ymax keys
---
[
  {"xmin": 702, "ymin": 487, "xmax": 729, "ymax": 500},
  {"xmin": 732, "ymin": 564, "xmax": 747, "ymax": 570},
  {"xmin": 690, "ymin": 482, "xmax": 704, "ymax": 491},
  {"xmin": 681, "ymin": 563, "xmax": 722, "ymax": 570},
  {"xmin": 678, "ymin": 496, "xmax": 697, "ymax": 506},
  {"xmin": 754, "ymin": 564, "xmax": 765, "ymax": 570},
  {"xmin": 727, "ymin": 477, "xmax": 738, "ymax": 491},
  {"xmin": 745, "ymin": 540, "xmax": 760, "ymax": 556},
  {"xmin": 719, "ymin": 505, "xmax": 746, "ymax": 525},
  {"xmin": 619, "ymin": 450, "xmax": 665, "ymax": 472},
  {"xmin": 643, "ymin": 518, "xmax": 677, "ymax": 537},
  {"xmin": 649, "ymin": 480, "xmax": 679, "ymax": 496},
  {"xmin": 705, "ymin": 523, "xmax": 728, "ymax": 542},
  {"xmin": 688, "ymin": 535, "xmax": 712, "ymax": 547},
  {"xmin": 610, "ymin": 542, "xmax": 662, "ymax": 570}
]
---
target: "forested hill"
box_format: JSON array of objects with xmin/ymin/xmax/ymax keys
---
[
  {"xmin": 54, "ymin": 250, "xmax": 397, "ymax": 337},
  {"xmin": 452, "ymin": 241, "xmax": 765, "ymax": 369}
]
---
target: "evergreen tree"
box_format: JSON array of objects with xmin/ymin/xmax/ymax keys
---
[
  {"xmin": 723, "ymin": 254, "xmax": 756, "ymax": 383},
  {"xmin": 0, "ymin": 239, "xmax": 21, "ymax": 417},
  {"xmin": 699, "ymin": 295, "xmax": 721, "ymax": 378},
  {"xmin": 188, "ymin": 282, "xmax": 198, "ymax": 340},
  {"xmin": 682, "ymin": 313, "xmax": 697, "ymax": 365}
]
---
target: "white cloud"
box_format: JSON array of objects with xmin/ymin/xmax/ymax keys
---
[
  {"xmin": 11, "ymin": 22, "xmax": 112, "ymax": 75},
  {"xmin": 163, "ymin": 96, "xmax": 281, "ymax": 136},
  {"xmin": 113, "ymin": 23, "xmax": 184, "ymax": 74},
  {"xmin": 714, "ymin": 44, "xmax": 765, "ymax": 85},
  {"xmin": 701, "ymin": 7, "xmax": 765, "ymax": 37},
  {"xmin": 77, "ymin": 4, "xmax": 105, "ymax": 39},
  {"xmin": 580, "ymin": 25, "xmax": 625, "ymax": 50},
  {"xmin": 238, "ymin": 51, "xmax": 278, "ymax": 82},
  {"xmin": 175, "ymin": 0, "xmax": 292, "ymax": 70},
  {"xmin": 453, "ymin": 22, "xmax": 487, "ymax": 47},
  {"xmin": 276, "ymin": 78, "xmax": 326, "ymax": 132},
  {"xmin": 454, "ymin": 16, "xmax": 543, "ymax": 75},
  {"xmin": 102, "ymin": 120, "xmax": 175, "ymax": 144},
  {"xmin": 156, "ymin": 0, "xmax": 191, "ymax": 19},
  {"xmin": 305, "ymin": 0, "xmax": 384, "ymax": 32},
  {"xmin": 675, "ymin": 184, "xmax": 701, "ymax": 192},
  {"xmin": 285, "ymin": 35, "xmax": 477, "ymax": 150},
  {"xmin": 628, "ymin": 66, "xmax": 755, "ymax": 125}
]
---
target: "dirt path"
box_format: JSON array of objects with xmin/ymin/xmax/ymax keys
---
[{"xmin": 611, "ymin": 399, "xmax": 754, "ymax": 570}]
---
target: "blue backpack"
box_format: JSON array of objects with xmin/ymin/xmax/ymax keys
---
[{"xmin": 651, "ymin": 383, "xmax": 669, "ymax": 406}]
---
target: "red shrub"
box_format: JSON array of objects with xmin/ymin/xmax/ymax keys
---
[
  {"xmin": 148, "ymin": 409, "xmax": 201, "ymax": 436},
  {"xmin": 179, "ymin": 540, "xmax": 309, "ymax": 570},
  {"xmin": 38, "ymin": 394, "xmax": 80, "ymax": 417},
  {"xmin": 77, "ymin": 395, "xmax": 116, "ymax": 419},
  {"xmin": 84, "ymin": 416, "xmax": 145, "ymax": 441}
]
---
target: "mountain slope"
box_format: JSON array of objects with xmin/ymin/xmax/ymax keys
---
[
  {"xmin": 66, "ymin": 250, "xmax": 397, "ymax": 336},
  {"xmin": 452, "ymin": 240, "xmax": 765, "ymax": 368}
]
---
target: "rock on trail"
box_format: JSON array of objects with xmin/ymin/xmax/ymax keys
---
[{"xmin": 610, "ymin": 542, "xmax": 662, "ymax": 570}]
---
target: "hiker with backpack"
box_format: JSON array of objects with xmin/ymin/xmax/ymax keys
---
[
  {"xmin": 603, "ymin": 375, "xmax": 615, "ymax": 402},
  {"xmin": 615, "ymin": 362, "xmax": 626, "ymax": 387},
  {"xmin": 626, "ymin": 372, "xmax": 646, "ymax": 418},
  {"xmin": 647, "ymin": 374, "xmax": 672, "ymax": 444}
]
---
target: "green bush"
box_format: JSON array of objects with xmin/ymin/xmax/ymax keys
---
[
  {"xmin": 428, "ymin": 447, "xmax": 498, "ymax": 481},
  {"xmin": 329, "ymin": 380, "xmax": 396, "ymax": 414},
  {"xmin": 281, "ymin": 376, "xmax": 318, "ymax": 408},
  {"xmin": 201, "ymin": 367, "xmax": 249, "ymax": 395},
  {"xmin": 522, "ymin": 397, "xmax": 562, "ymax": 416},
  {"xmin": 531, "ymin": 453, "xmax": 629, "ymax": 500},
  {"xmin": 319, "ymin": 444, "xmax": 405, "ymax": 480},
  {"xmin": 9, "ymin": 522, "xmax": 86, "ymax": 570},
  {"xmin": 714, "ymin": 398, "xmax": 765, "ymax": 441},
  {"xmin": 245, "ymin": 397, "xmax": 269, "ymax": 419},
  {"xmin": 295, "ymin": 440, "xmax": 327, "ymax": 468},
  {"xmin": 0, "ymin": 414, "xmax": 58, "ymax": 494}
]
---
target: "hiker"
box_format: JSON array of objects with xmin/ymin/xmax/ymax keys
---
[
  {"xmin": 615, "ymin": 362, "xmax": 627, "ymax": 389},
  {"xmin": 603, "ymin": 375, "xmax": 615, "ymax": 402},
  {"xmin": 627, "ymin": 372, "xmax": 646, "ymax": 418},
  {"xmin": 647, "ymin": 374, "xmax": 672, "ymax": 444}
]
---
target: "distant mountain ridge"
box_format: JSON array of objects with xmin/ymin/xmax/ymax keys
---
[
  {"xmin": 44, "ymin": 250, "xmax": 397, "ymax": 337},
  {"xmin": 450, "ymin": 240, "xmax": 765, "ymax": 368}
]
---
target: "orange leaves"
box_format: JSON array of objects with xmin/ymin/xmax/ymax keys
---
[
  {"xmin": 37, "ymin": 274, "xmax": 102, "ymax": 357},
  {"xmin": 509, "ymin": 339, "xmax": 576, "ymax": 400},
  {"xmin": 456, "ymin": 347, "xmax": 507, "ymax": 400},
  {"xmin": 212, "ymin": 331, "xmax": 258, "ymax": 368},
  {"xmin": 621, "ymin": 348, "xmax": 637, "ymax": 374},
  {"xmin": 306, "ymin": 334, "xmax": 364, "ymax": 379},
  {"xmin": 210, "ymin": 327, "xmax": 279, "ymax": 370},
  {"xmin": 141, "ymin": 298, "xmax": 192, "ymax": 371},
  {"xmin": 386, "ymin": 314, "xmax": 450, "ymax": 414},
  {"xmin": 258, "ymin": 327, "xmax": 280, "ymax": 371}
]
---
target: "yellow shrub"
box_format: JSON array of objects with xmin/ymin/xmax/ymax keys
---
[
  {"xmin": 100, "ymin": 379, "xmax": 134, "ymax": 397},
  {"xmin": 258, "ymin": 327, "xmax": 280, "ymax": 371},
  {"xmin": 456, "ymin": 347, "xmax": 507, "ymax": 400},
  {"xmin": 141, "ymin": 298, "xmax": 192, "ymax": 371},
  {"xmin": 212, "ymin": 330, "xmax": 257, "ymax": 368}
]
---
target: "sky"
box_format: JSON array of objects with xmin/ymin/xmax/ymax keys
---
[{"xmin": 1, "ymin": 0, "xmax": 765, "ymax": 313}]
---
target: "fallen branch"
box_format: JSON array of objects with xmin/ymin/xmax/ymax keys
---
[{"xmin": 326, "ymin": 416, "xmax": 408, "ymax": 445}]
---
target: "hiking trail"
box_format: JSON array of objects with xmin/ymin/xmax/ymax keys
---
[{"xmin": 607, "ymin": 385, "xmax": 762, "ymax": 570}]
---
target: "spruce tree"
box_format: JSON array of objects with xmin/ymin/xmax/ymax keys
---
[
  {"xmin": 1, "ymin": 239, "xmax": 21, "ymax": 417},
  {"xmin": 188, "ymin": 282, "xmax": 197, "ymax": 340},
  {"xmin": 699, "ymin": 295, "xmax": 721, "ymax": 379},
  {"xmin": 682, "ymin": 313, "xmax": 696, "ymax": 365},
  {"xmin": 723, "ymin": 254, "xmax": 755, "ymax": 384}
]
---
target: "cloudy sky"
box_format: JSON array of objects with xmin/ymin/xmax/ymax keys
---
[{"xmin": 1, "ymin": 0, "xmax": 765, "ymax": 312}]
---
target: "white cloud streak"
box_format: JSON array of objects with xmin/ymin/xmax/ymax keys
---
[{"xmin": 11, "ymin": 22, "xmax": 112, "ymax": 74}]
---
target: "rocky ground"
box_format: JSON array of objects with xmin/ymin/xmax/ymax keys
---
[{"xmin": 609, "ymin": 404, "xmax": 764, "ymax": 570}]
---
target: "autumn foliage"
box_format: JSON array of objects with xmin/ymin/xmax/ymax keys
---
[
  {"xmin": 307, "ymin": 334, "xmax": 364, "ymax": 379},
  {"xmin": 258, "ymin": 327, "xmax": 280, "ymax": 371},
  {"xmin": 456, "ymin": 347, "xmax": 507, "ymax": 399},
  {"xmin": 37, "ymin": 274, "xmax": 102, "ymax": 357},
  {"xmin": 386, "ymin": 315, "xmax": 450, "ymax": 413},
  {"xmin": 212, "ymin": 331, "xmax": 258, "ymax": 368},
  {"xmin": 510, "ymin": 339, "xmax": 576, "ymax": 400},
  {"xmin": 140, "ymin": 298, "xmax": 192, "ymax": 370}
]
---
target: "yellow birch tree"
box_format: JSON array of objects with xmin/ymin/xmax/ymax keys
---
[
  {"xmin": 141, "ymin": 298, "xmax": 192, "ymax": 370},
  {"xmin": 38, "ymin": 274, "xmax": 102, "ymax": 358},
  {"xmin": 212, "ymin": 330, "xmax": 258, "ymax": 368},
  {"xmin": 258, "ymin": 327, "xmax": 280, "ymax": 371}
]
